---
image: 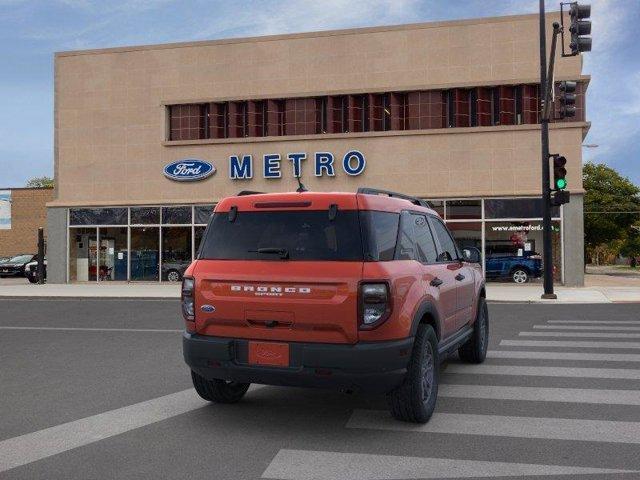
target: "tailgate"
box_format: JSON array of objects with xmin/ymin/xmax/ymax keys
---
[{"xmin": 193, "ymin": 260, "xmax": 362, "ymax": 344}]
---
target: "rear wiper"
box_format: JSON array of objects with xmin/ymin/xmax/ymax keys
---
[{"xmin": 249, "ymin": 247, "xmax": 290, "ymax": 259}]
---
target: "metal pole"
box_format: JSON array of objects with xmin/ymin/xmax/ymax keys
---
[
  {"xmin": 539, "ymin": 0, "xmax": 557, "ymax": 299},
  {"xmin": 37, "ymin": 227, "xmax": 45, "ymax": 285}
]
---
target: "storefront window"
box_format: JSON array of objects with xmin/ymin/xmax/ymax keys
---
[
  {"xmin": 98, "ymin": 227, "xmax": 128, "ymax": 281},
  {"xmin": 130, "ymin": 227, "xmax": 159, "ymax": 281},
  {"xmin": 484, "ymin": 220, "xmax": 561, "ymax": 283},
  {"xmin": 194, "ymin": 226, "xmax": 207, "ymax": 256},
  {"xmin": 194, "ymin": 205, "xmax": 215, "ymax": 224},
  {"xmin": 68, "ymin": 228, "xmax": 97, "ymax": 282},
  {"xmin": 446, "ymin": 200, "xmax": 481, "ymax": 220},
  {"xmin": 484, "ymin": 198, "xmax": 559, "ymax": 219},
  {"xmin": 131, "ymin": 207, "xmax": 160, "ymax": 225},
  {"xmin": 162, "ymin": 227, "xmax": 192, "ymax": 282},
  {"xmin": 162, "ymin": 206, "xmax": 192, "ymax": 224},
  {"xmin": 69, "ymin": 208, "xmax": 127, "ymax": 226}
]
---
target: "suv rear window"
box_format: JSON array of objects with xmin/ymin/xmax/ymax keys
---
[{"xmin": 199, "ymin": 211, "xmax": 363, "ymax": 261}]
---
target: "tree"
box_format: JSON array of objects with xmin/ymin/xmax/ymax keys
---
[
  {"xmin": 583, "ymin": 163, "xmax": 640, "ymax": 260},
  {"xmin": 25, "ymin": 176, "xmax": 54, "ymax": 188}
]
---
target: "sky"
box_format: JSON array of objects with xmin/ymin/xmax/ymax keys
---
[{"xmin": 0, "ymin": 0, "xmax": 638, "ymax": 188}]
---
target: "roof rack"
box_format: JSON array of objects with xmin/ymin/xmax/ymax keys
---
[
  {"xmin": 357, "ymin": 187, "xmax": 432, "ymax": 208},
  {"xmin": 236, "ymin": 190, "xmax": 265, "ymax": 196}
]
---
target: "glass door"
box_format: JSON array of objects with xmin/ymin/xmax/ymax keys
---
[{"xmin": 68, "ymin": 228, "xmax": 97, "ymax": 282}]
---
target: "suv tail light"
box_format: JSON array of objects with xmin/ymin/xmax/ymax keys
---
[
  {"xmin": 182, "ymin": 277, "xmax": 195, "ymax": 321},
  {"xmin": 359, "ymin": 282, "xmax": 392, "ymax": 329}
]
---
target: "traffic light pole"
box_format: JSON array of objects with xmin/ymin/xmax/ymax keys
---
[{"xmin": 539, "ymin": 0, "xmax": 557, "ymax": 299}]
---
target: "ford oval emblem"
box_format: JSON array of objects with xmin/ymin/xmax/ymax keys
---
[
  {"xmin": 163, "ymin": 159, "xmax": 215, "ymax": 182},
  {"xmin": 201, "ymin": 304, "xmax": 215, "ymax": 313}
]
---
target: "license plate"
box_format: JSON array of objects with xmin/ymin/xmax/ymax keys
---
[{"xmin": 248, "ymin": 341, "xmax": 289, "ymax": 367}]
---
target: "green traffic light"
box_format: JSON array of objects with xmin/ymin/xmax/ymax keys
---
[{"xmin": 556, "ymin": 178, "xmax": 567, "ymax": 190}]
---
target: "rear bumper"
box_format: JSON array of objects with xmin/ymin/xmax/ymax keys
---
[{"xmin": 183, "ymin": 332, "xmax": 413, "ymax": 394}]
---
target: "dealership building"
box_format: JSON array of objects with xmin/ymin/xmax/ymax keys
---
[{"xmin": 47, "ymin": 12, "xmax": 588, "ymax": 285}]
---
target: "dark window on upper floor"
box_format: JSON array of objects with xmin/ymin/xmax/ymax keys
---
[
  {"xmin": 166, "ymin": 82, "xmax": 584, "ymax": 141},
  {"xmin": 169, "ymin": 104, "xmax": 205, "ymax": 141}
]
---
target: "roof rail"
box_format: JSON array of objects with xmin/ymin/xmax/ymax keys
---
[
  {"xmin": 236, "ymin": 190, "xmax": 265, "ymax": 196},
  {"xmin": 357, "ymin": 187, "xmax": 432, "ymax": 208}
]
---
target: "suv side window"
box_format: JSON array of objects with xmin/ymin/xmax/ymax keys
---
[
  {"xmin": 412, "ymin": 214, "xmax": 438, "ymax": 263},
  {"xmin": 429, "ymin": 216, "xmax": 459, "ymax": 262},
  {"xmin": 395, "ymin": 211, "xmax": 417, "ymax": 261}
]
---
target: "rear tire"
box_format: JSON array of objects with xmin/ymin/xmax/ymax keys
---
[
  {"xmin": 387, "ymin": 324, "xmax": 439, "ymax": 423},
  {"xmin": 511, "ymin": 268, "xmax": 529, "ymax": 284},
  {"xmin": 458, "ymin": 297, "xmax": 489, "ymax": 364},
  {"xmin": 191, "ymin": 370, "xmax": 250, "ymax": 403}
]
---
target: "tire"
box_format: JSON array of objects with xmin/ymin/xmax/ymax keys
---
[
  {"xmin": 166, "ymin": 269, "xmax": 181, "ymax": 282},
  {"xmin": 511, "ymin": 268, "xmax": 529, "ymax": 284},
  {"xmin": 191, "ymin": 370, "xmax": 250, "ymax": 404},
  {"xmin": 387, "ymin": 324, "xmax": 439, "ymax": 423},
  {"xmin": 459, "ymin": 297, "xmax": 489, "ymax": 364},
  {"xmin": 27, "ymin": 275, "xmax": 38, "ymax": 284}
]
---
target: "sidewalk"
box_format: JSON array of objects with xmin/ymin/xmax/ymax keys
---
[{"xmin": 1, "ymin": 280, "xmax": 639, "ymax": 303}]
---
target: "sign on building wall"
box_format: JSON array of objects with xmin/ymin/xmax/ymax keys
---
[
  {"xmin": 0, "ymin": 190, "xmax": 11, "ymax": 230},
  {"xmin": 163, "ymin": 151, "xmax": 366, "ymax": 182}
]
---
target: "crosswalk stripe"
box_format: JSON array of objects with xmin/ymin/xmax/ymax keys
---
[
  {"xmin": 439, "ymin": 384, "xmax": 640, "ymax": 405},
  {"xmin": 487, "ymin": 350, "xmax": 640, "ymax": 362},
  {"xmin": 520, "ymin": 331, "xmax": 640, "ymax": 338},
  {"xmin": 346, "ymin": 410, "xmax": 640, "ymax": 444},
  {"xmin": 0, "ymin": 389, "xmax": 207, "ymax": 473},
  {"xmin": 501, "ymin": 339, "xmax": 640, "ymax": 349},
  {"xmin": 444, "ymin": 364, "xmax": 640, "ymax": 380},
  {"xmin": 534, "ymin": 325, "xmax": 640, "ymax": 331},
  {"xmin": 261, "ymin": 449, "xmax": 637, "ymax": 479},
  {"xmin": 548, "ymin": 320, "xmax": 640, "ymax": 325}
]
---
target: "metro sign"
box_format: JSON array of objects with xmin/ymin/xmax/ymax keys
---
[{"xmin": 229, "ymin": 150, "xmax": 366, "ymax": 179}]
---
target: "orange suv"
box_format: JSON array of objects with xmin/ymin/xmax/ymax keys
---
[{"xmin": 182, "ymin": 188, "xmax": 488, "ymax": 423}]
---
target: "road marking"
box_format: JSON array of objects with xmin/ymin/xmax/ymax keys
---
[
  {"xmin": 548, "ymin": 320, "xmax": 640, "ymax": 325},
  {"xmin": 534, "ymin": 325, "xmax": 640, "ymax": 331},
  {"xmin": 0, "ymin": 326, "xmax": 182, "ymax": 333},
  {"xmin": 520, "ymin": 331, "xmax": 640, "ymax": 338},
  {"xmin": 0, "ymin": 389, "xmax": 206, "ymax": 473},
  {"xmin": 487, "ymin": 350, "xmax": 640, "ymax": 362},
  {"xmin": 439, "ymin": 384, "xmax": 640, "ymax": 405},
  {"xmin": 501, "ymin": 339, "xmax": 640, "ymax": 349},
  {"xmin": 261, "ymin": 449, "xmax": 636, "ymax": 479},
  {"xmin": 445, "ymin": 364, "xmax": 640, "ymax": 380},
  {"xmin": 347, "ymin": 410, "xmax": 640, "ymax": 444}
]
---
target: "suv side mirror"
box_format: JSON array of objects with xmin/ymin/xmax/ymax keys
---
[{"xmin": 462, "ymin": 247, "xmax": 481, "ymax": 264}]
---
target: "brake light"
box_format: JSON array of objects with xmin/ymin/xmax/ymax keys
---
[
  {"xmin": 182, "ymin": 277, "xmax": 195, "ymax": 322},
  {"xmin": 359, "ymin": 282, "xmax": 392, "ymax": 329}
]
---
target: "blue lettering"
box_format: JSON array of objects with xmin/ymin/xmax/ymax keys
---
[
  {"xmin": 229, "ymin": 155, "xmax": 253, "ymax": 179},
  {"xmin": 263, "ymin": 154, "xmax": 281, "ymax": 178},
  {"xmin": 342, "ymin": 150, "xmax": 366, "ymax": 176},
  {"xmin": 314, "ymin": 152, "xmax": 335, "ymax": 177},
  {"xmin": 287, "ymin": 152, "xmax": 306, "ymax": 178}
]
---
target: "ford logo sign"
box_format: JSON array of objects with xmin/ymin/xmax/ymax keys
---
[{"xmin": 163, "ymin": 159, "xmax": 215, "ymax": 182}]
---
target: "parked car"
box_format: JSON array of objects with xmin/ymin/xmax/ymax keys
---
[
  {"xmin": 0, "ymin": 254, "xmax": 37, "ymax": 278},
  {"xmin": 182, "ymin": 188, "xmax": 488, "ymax": 424},
  {"xmin": 162, "ymin": 260, "xmax": 190, "ymax": 282},
  {"xmin": 25, "ymin": 258, "xmax": 47, "ymax": 283},
  {"xmin": 485, "ymin": 251, "xmax": 543, "ymax": 283}
]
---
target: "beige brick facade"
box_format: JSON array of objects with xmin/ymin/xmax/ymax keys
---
[{"xmin": 0, "ymin": 188, "xmax": 54, "ymax": 257}]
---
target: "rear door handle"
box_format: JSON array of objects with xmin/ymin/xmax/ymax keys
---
[
  {"xmin": 430, "ymin": 277, "xmax": 443, "ymax": 287},
  {"xmin": 455, "ymin": 273, "xmax": 465, "ymax": 281}
]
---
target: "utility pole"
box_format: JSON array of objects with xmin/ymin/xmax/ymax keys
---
[{"xmin": 539, "ymin": 0, "xmax": 556, "ymax": 299}]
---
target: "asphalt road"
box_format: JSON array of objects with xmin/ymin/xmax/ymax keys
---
[{"xmin": 1, "ymin": 299, "xmax": 639, "ymax": 480}]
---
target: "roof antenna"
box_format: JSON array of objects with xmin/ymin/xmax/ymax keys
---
[{"xmin": 295, "ymin": 172, "xmax": 307, "ymax": 193}]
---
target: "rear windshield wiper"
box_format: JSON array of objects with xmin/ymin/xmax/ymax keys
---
[{"xmin": 249, "ymin": 247, "xmax": 290, "ymax": 259}]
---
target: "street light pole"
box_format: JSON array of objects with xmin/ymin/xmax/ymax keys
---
[{"xmin": 539, "ymin": 0, "xmax": 557, "ymax": 299}]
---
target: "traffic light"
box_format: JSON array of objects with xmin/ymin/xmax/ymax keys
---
[
  {"xmin": 558, "ymin": 81, "xmax": 577, "ymax": 118},
  {"xmin": 551, "ymin": 154, "xmax": 568, "ymax": 190},
  {"xmin": 551, "ymin": 190, "xmax": 570, "ymax": 206},
  {"xmin": 569, "ymin": 3, "xmax": 592, "ymax": 54}
]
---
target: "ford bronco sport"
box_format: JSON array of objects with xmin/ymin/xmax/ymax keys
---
[{"xmin": 182, "ymin": 188, "xmax": 488, "ymax": 423}]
